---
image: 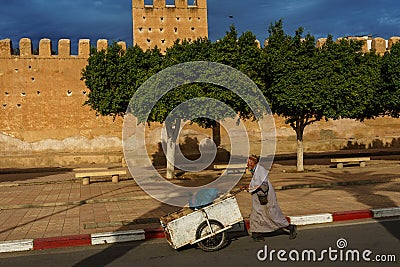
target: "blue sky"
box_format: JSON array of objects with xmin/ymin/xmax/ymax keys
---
[{"xmin": 1, "ymin": 0, "xmax": 400, "ymax": 53}]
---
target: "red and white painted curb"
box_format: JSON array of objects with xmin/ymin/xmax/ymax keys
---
[{"xmin": 1, "ymin": 207, "xmax": 399, "ymax": 253}]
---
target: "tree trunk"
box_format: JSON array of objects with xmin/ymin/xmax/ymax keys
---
[
  {"xmin": 212, "ymin": 121, "xmax": 221, "ymax": 147},
  {"xmin": 166, "ymin": 136, "xmax": 176, "ymax": 179},
  {"xmin": 165, "ymin": 119, "xmax": 181, "ymax": 179},
  {"xmin": 295, "ymin": 124, "xmax": 305, "ymax": 172}
]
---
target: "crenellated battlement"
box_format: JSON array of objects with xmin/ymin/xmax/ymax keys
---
[
  {"xmin": 0, "ymin": 38, "xmax": 127, "ymax": 58},
  {"xmin": 316, "ymin": 36, "xmax": 400, "ymax": 55}
]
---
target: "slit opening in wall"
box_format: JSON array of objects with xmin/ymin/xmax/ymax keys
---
[
  {"xmin": 37, "ymin": 91, "xmax": 41, "ymax": 95},
  {"xmin": 16, "ymin": 104, "xmax": 21, "ymax": 108},
  {"xmin": 83, "ymin": 90, "xmax": 87, "ymax": 95},
  {"xmin": 174, "ymin": 27, "xmax": 178, "ymax": 33},
  {"xmin": 139, "ymin": 27, "xmax": 143, "ymax": 32},
  {"xmin": 67, "ymin": 90, "xmax": 72, "ymax": 96},
  {"xmin": 31, "ymin": 77, "xmax": 35, "ymax": 81},
  {"xmin": 28, "ymin": 66, "xmax": 32, "ymax": 69},
  {"xmin": 2, "ymin": 104, "xmax": 6, "ymax": 108},
  {"xmin": 5, "ymin": 92, "xmax": 9, "ymax": 96},
  {"xmin": 21, "ymin": 92, "xmax": 26, "ymax": 96}
]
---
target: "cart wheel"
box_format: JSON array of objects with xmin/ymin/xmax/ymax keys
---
[{"xmin": 196, "ymin": 220, "xmax": 227, "ymax": 252}]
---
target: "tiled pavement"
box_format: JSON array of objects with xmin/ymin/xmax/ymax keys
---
[{"xmin": 0, "ymin": 155, "xmax": 399, "ymax": 242}]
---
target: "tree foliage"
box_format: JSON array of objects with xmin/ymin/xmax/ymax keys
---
[
  {"xmin": 380, "ymin": 42, "xmax": 400, "ymax": 117},
  {"xmin": 81, "ymin": 44, "xmax": 163, "ymax": 118},
  {"xmin": 262, "ymin": 20, "xmax": 382, "ymax": 171}
]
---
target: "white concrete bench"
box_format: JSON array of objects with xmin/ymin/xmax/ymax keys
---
[
  {"xmin": 330, "ymin": 157, "xmax": 370, "ymax": 168},
  {"xmin": 213, "ymin": 164, "xmax": 247, "ymax": 174},
  {"xmin": 75, "ymin": 170, "xmax": 127, "ymax": 185}
]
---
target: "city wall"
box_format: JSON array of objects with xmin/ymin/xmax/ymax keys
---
[{"xmin": 1, "ymin": 37, "xmax": 400, "ymax": 168}]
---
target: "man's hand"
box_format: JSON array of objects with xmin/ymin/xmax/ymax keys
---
[{"xmin": 240, "ymin": 185, "xmax": 249, "ymax": 192}]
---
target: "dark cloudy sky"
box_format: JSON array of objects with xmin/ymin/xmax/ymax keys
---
[{"xmin": 1, "ymin": 0, "xmax": 400, "ymax": 53}]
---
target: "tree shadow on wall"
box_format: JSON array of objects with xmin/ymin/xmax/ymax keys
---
[
  {"xmin": 150, "ymin": 136, "xmax": 230, "ymax": 168},
  {"xmin": 342, "ymin": 138, "xmax": 400, "ymax": 150}
]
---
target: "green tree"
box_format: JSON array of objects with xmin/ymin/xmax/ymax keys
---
[
  {"xmin": 263, "ymin": 20, "xmax": 380, "ymax": 171},
  {"xmin": 134, "ymin": 30, "xmax": 265, "ymax": 179},
  {"xmin": 380, "ymin": 42, "xmax": 400, "ymax": 118},
  {"xmin": 81, "ymin": 43, "xmax": 163, "ymax": 118},
  {"xmin": 209, "ymin": 25, "xmax": 267, "ymax": 146}
]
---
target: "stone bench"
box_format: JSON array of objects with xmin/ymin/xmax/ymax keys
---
[
  {"xmin": 75, "ymin": 170, "xmax": 127, "ymax": 185},
  {"xmin": 213, "ymin": 164, "xmax": 247, "ymax": 174},
  {"xmin": 330, "ymin": 157, "xmax": 370, "ymax": 168}
]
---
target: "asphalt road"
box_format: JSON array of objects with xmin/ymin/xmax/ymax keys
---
[{"xmin": 0, "ymin": 218, "xmax": 398, "ymax": 267}]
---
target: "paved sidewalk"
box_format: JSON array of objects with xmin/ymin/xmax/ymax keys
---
[{"xmin": 0, "ymin": 154, "xmax": 399, "ymax": 243}]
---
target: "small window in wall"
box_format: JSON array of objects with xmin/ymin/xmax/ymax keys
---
[
  {"xmin": 67, "ymin": 90, "xmax": 72, "ymax": 96},
  {"xmin": 161, "ymin": 39, "xmax": 166, "ymax": 44},
  {"xmin": 21, "ymin": 92, "xmax": 26, "ymax": 96},
  {"xmin": 2, "ymin": 104, "xmax": 6, "ymax": 109},
  {"xmin": 188, "ymin": 0, "xmax": 197, "ymax": 7},
  {"xmin": 5, "ymin": 92, "xmax": 9, "ymax": 96},
  {"xmin": 160, "ymin": 17, "xmax": 164, "ymax": 21},
  {"xmin": 82, "ymin": 90, "xmax": 87, "ymax": 95},
  {"xmin": 37, "ymin": 91, "xmax": 41, "ymax": 95},
  {"xmin": 174, "ymin": 27, "xmax": 178, "ymax": 33},
  {"xmin": 189, "ymin": 17, "xmax": 192, "ymax": 21},
  {"xmin": 191, "ymin": 27, "xmax": 195, "ymax": 31},
  {"xmin": 176, "ymin": 17, "xmax": 180, "ymax": 21},
  {"xmin": 16, "ymin": 104, "xmax": 21, "ymax": 108},
  {"xmin": 149, "ymin": 28, "xmax": 152, "ymax": 32},
  {"xmin": 160, "ymin": 28, "xmax": 164, "ymax": 32},
  {"xmin": 138, "ymin": 27, "xmax": 143, "ymax": 32},
  {"xmin": 147, "ymin": 39, "xmax": 151, "ymax": 43}
]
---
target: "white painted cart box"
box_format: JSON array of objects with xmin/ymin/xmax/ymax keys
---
[{"xmin": 162, "ymin": 196, "xmax": 243, "ymax": 249}]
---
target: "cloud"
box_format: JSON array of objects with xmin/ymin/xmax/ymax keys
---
[{"xmin": 1, "ymin": 0, "xmax": 399, "ymax": 53}]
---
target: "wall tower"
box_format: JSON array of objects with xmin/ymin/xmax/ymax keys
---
[{"xmin": 132, "ymin": 0, "xmax": 208, "ymax": 53}]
